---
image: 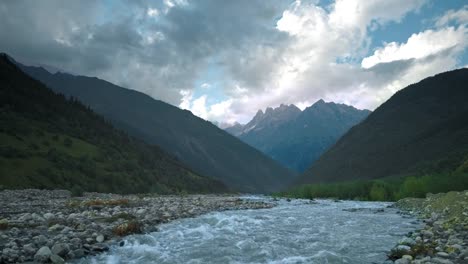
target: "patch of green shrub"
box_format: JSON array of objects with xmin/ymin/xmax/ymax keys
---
[{"xmin": 277, "ymin": 172, "xmax": 468, "ymax": 201}]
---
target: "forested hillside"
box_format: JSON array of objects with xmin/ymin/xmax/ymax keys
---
[
  {"xmin": 17, "ymin": 59, "xmax": 295, "ymax": 193},
  {"xmin": 0, "ymin": 53, "xmax": 226, "ymax": 194},
  {"xmin": 300, "ymin": 69, "xmax": 468, "ymax": 184}
]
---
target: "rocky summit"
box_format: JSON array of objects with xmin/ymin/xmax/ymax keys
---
[{"xmin": 0, "ymin": 189, "xmax": 274, "ymax": 263}]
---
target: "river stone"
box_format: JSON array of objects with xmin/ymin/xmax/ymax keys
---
[
  {"xmin": 49, "ymin": 224, "xmax": 64, "ymax": 232},
  {"xmin": 421, "ymin": 230, "xmax": 434, "ymax": 238},
  {"xmin": 91, "ymin": 244, "xmax": 109, "ymax": 252},
  {"xmin": 459, "ymin": 249, "xmax": 468, "ymax": 258},
  {"xmin": 51, "ymin": 243, "xmax": 70, "ymax": 257},
  {"xmin": 33, "ymin": 235, "xmax": 48, "ymax": 246},
  {"xmin": 394, "ymin": 258, "xmax": 410, "ymax": 264},
  {"xmin": 73, "ymin": 249, "xmax": 85, "ymax": 258},
  {"xmin": 50, "ymin": 254, "xmax": 65, "ymax": 264},
  {"xmin": 447, "ymin": 244, "xmax": 462, "ymax": 253},
  {"xmin": 2, "ymin": 248, "xmax": 18, "ymax": 261},
  {"xmin": 19, "ymin": 213, "xmax": 32, "ymax": 221},
  {"xmin": 43, "ymin": 213, "xmax": 55, "ymax": 220},
  {"xmin": 436, "ymin": 252, "xmax": 449, "ymax": 258},
  {"xmin": 431, "ymin": 257, "xmax": 454, "ymax": 264},
  {"xmin": 70, "ymin": 237, "xmax": 82, "ymax": 246},
  {"xmin": 34, "ymin": 246, "xmax": 52, "ymax": 262},
  {"xmin": 96, "ymin": 234, "xmax": 104, "ymax": 243},
  {"xmin": 31, "ymin": 213, "xmax": 45, "ymax": 222},
  {"xmin": 398, "ymin": 237, "xmax": 416, "ymax": 246},
  {"xmin": 23, "ymin": 243, "xmax": 36, "ymax": 255},
  {"xmin": 392, "ymin": 245, "xmax": 411, "ymax": 255}
]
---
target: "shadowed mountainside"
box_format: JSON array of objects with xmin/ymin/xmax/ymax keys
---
[
  {"xmin": 300, "ymin": 68, "xmax": 468, "ymax": 184},
  {"xmin": 15, "ymin": 58, "xmax": 295, "ymax": 193},
  {"xmin": 0, "ymin": 53, "xmax": 227, "ymax": 194}
]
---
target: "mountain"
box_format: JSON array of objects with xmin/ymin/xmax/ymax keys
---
[
  {"xmin": 0, "ymin": 53, "xmax": 226, "ymax": 194},
  {"xmin": 14, "ymin": 58, "xmax": 295, "ymax": 193},
  {"xmin": 226, "ymin": 101, "xmax": 370, "ymax": 172},
  {"xmin": 300, "ymin": 68, "xmax": 468, "ymax": 184},
  {"xmin": 224, "ymin": 122, "xmax": 244, "ymax": 136}
]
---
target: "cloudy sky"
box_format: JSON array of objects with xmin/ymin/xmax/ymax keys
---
[{"xmin": 1, "ymin": 0, "xmax": 467, "ymax": 125}]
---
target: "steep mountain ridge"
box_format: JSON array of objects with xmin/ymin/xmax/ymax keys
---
[{"xmin": 14, "ymin": 58, "xmax": 295, "ymax": 193}]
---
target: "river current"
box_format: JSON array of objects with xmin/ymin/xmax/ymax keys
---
[{"xmin": 78, "ymin": 197, "xmax": 420, "ymax": 264}]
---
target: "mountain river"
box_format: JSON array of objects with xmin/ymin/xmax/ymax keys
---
[{"xmin": 76, "ymin": 197, "xmax": 420, "ymax": 264}]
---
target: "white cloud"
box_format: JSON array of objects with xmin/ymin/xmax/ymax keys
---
[
  {"xmin": 178, "ymin": 89, "xmax": 192, "ymax": 110},
  {"xmin": 178, "ymin": 92, "xmax": 239, "ymax": 124},
  {"xmin": 200, "ymin": 83, "xmax": 211, "ymax": 89},
  {"xmin": 209, "ymin": 99, "xmax": 235, "ymax": 122},
  {"xmin": 435, "ymin": 5, "xmax": 468, "ymax": 27},
  {"xmin": 147, "ymin": 8, "xmax": 159, "ymax": 17},
  {"xmin": 163, "ymin": 0, "xmax": 188, "ymax": 14},
  {"xmin": 191, "ymin": 95, "xmax": 208, "ymax": 120},
  {"xmin": 361, "ymin": 27, "xmax": 467, "ymax": 69}
]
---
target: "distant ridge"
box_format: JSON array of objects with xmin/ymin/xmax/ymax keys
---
[{"xmin": 226, "ymin": 101, "xmax": 370, "ymax": 172}]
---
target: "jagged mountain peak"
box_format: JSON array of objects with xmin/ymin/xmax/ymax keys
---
[
  {"xmin": 304, "ymin": 99, "xmax": 370, "ymax": 117},
  {"xmin": 246, "ymin": 103, "xmax": 301, "ymax": 131},
  {"xmin": 225, "ymin": 100, "xmax": 371, "ymax": 172}
]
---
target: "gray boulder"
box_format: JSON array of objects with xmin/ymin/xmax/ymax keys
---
[
  {"xmin": 51, "ymin": 243, "xmax": 70, "ymax": 257},
  {"xmin": 34, "ymin": 246, "xmax": 52, "ymax": 263},
  {"xmin": 50, "ymin": 254, "xmax": 65, "ymax": 264}
]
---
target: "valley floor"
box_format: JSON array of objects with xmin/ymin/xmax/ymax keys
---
[{"xmin": 0, "ymin": 189, "xmax": 273, "ymax": 263}]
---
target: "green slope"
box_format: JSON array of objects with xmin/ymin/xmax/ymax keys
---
[{"xmin": 0, "ymin": 53, "xmax": 226, "ymax": 194}]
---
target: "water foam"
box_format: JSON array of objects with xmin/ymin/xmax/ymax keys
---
[{"xmin": 76, "ymin": 198, "xmax": 419, "ymax": 264}]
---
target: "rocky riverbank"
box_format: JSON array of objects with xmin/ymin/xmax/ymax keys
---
[
  {"xmin": 0, "ymin": 189, "xmax": 274, "ymax": 263},
  {"xmin": 389, "ymin": 190, "xmax": 468, "ymax": 264}
]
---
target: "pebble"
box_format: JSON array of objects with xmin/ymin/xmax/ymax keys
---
[
  {"xmin": 96, "ymin": 234, "xmax": 104, "ymax": 243},
  {"xmin": 436, "ymin": 251, "xmax": 449, "ymax": 258}
]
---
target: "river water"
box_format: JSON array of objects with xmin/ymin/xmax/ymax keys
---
[{"xmin": 78, "ymin": 197, "xmax": 420, "ymax": 264}]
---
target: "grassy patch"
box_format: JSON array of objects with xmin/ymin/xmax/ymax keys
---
[
  {"xmin": 112, "ymin": 221, "xmax": 142, "ymax": 236},
  {"xmin": 0, "ymin": 219, "xmax": 8, "ymax": 230}
]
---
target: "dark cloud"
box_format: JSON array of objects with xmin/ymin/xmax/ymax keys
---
[{"xmin": 0, "ymin": 0, "xmax": 291, "ymax": 104}]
